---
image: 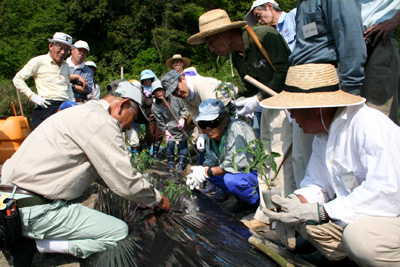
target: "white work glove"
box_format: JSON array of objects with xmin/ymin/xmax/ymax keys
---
[
  {"xmin": 262, "ymin": 195, "xmax": 322, "ymax": 225},
  {"xmin": 165, "ymin": 130, "xmax": 173, "ymax": 143},
  {"xmin": 177, "ymin": 118, "xmax": 185, "ymax": 131},
  {"xmin": 275, "ymin": 221, "xmax": 297, "ymax": 250},
  {"xmin": 234, "ymin": 95, "xmax": 259, "ymax": 116},
  {"xmin": 30, "ymin": 94, "xmax": 51, "ymax": 108},
  {"xmin": 219, "ymin": 82, "xmax": 238, "ymax": 99},
  {"xmin": 186, "ymin": 166, "xmax": 208, "ymax": 190},
  {"xmin": 196, "ymin": 134, "xmax": 206, "ymax": 151}
]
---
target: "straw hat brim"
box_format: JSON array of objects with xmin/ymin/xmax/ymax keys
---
[
  {"xmin": 187, "ymin": 21, "xmax": 247, "ymax": 45},
  {"xmin": 166, "ymin": 57, "xmax": 190, "ymax": 69},
  {"xmin": 260, "ymin": 90, "xmax": 366, "ymax": 109}
]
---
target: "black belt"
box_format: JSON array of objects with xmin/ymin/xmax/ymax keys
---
[{"xmin": 0, "ymin": 185, "xmax": 53, "ymax": 208}]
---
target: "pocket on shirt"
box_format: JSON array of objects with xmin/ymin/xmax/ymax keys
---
[{"xmin": 303, "ymin": 10, "xmax": 329, "ymax": 36}]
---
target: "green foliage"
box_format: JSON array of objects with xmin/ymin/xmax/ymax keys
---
[
  {"xmin": 232, "ymin": 139, "xmax": 280, "ymax": 190},
  {"xmin": 132, "ymin": 149, "xmax": 155, "ymax": 173},
  {"xmin": 159, "ymin": 179, "xmax": 191, "ymax": 202}
]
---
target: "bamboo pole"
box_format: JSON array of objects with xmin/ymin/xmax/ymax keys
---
[
  {"xmin": 249, "ymin": 236, "xmax": 294, "ymax": 267},
  {"xmin": 160, "ymin": 97, "xmax": 199, "ymax": 157},
  {"xmin": 244, "ymin": 75, "xmax": 278, "ymax": 97}
]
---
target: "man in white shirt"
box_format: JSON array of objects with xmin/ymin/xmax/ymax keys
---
[{"xmin": 261, "ymin": 63, "xmax": 400, "ymax": 266}]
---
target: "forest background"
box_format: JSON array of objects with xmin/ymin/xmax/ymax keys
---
[
  {"xmin": 0, "ymin": 0, "xmax": 398, "ymax": 122},
  {"xmin": 0, "ymin": 0, "xmax": 297, "ymax": 121}
]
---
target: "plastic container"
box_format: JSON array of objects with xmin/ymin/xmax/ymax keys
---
[{"xmin": 0, "ymin": 116, "xmax": 30, "ymax": 164}]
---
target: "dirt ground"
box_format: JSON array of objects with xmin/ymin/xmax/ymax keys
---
[{"xmin": 0, "ymin": 161, "xmax": 261, "ymax": 267}]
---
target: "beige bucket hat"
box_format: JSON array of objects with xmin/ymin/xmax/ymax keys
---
[
  {"xmin": 166, "ymin": 54, "xmax": 191, "ymax": 69},
  {"xmin": 187, "ymin": 9, "xmax": 247, "ymax": 45},
  {"xmin": 260, "ymin": 63, "xmax": 366, "ymax": 109}
]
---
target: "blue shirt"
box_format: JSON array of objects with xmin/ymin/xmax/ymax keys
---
[
  {"xmin": 67, "ymin": 58, "xmax": 94, "ymax": 100},
  {"xmin": 289, "ymin": 0, "xmax": 367, "ymax": 95},
  {"xmin": 361, "ymin": 0, "xmax": 400, "ymax": 30},
  {"xmin": 276, "ymin": 9, "xmax": 297, "ymax": 51}
]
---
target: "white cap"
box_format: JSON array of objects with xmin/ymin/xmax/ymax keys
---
[
  {"xmin": 74, "ymin": 40, "xmax": 90, "ymax": 52},
  {"xmin": 244, "ymin": 0, "xmax": 279, "ymax": 26},
  {"xmin": 48, "ymin": 32, "xmax": 74, "ymax": 49},
  {"xmin": 85, "ymin": 61, "xmax": 97, "ymax": 69}
]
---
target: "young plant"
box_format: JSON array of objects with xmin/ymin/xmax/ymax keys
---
[
  {"xmin": 214, "ymin": 82, "xmax": 238, "ymax": 100},
  {"xmin": 159, "ymin": 179, "xmax": 191, "ymax": 202},
  {"xmin": 132, "ymin": 148, "xmax": 155, "ymax": 173},
  {"xmin": 231, "ymin": 139, "xmax": 280, "ymax": 190}
]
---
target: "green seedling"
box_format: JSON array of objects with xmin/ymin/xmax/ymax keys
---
[
  {"xmin": 160, "ymin": 179, "xmax": 191, "ymax": 202},
  {"xmin": 132, "ymin": 148, "xmax": 155, "ymax": 173},
  {"xmin": 214, "ymin": 82, "xmax": 238, "ymax": 100},
  {"xmin": 232, "ymin": 139, "xmax": 280, "ymax": 190}
]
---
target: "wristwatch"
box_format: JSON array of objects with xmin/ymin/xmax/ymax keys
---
[{"xmin": 207, "ymin": 167, "xmax": 213, "ymax": 177}]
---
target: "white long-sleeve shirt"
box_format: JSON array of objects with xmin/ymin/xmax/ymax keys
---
[{"xmin": 295, "ymin": 104, "xmax": 400, "ymax": 226}]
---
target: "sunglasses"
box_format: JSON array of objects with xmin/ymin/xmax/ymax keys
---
[{"xmin": 198, "ymin": 117, "xmax": 222, "ymax": 130}]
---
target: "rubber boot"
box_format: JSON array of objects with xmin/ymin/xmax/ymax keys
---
[
  {"xmin": 167, "ymin": 155, "xmax": 175, "ymax": 170},
  {"xmin": 177, "ymin": 156, "xmax": 185, "ymax": 173},
  {"xmin": 153, "ymin": 142, "xmax": 161, "ymax": 161}
]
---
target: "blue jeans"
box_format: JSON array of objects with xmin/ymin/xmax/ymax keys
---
[
  {"xmin": 166, "ymin": 140, "xmax": 188, "ymax": 156},
  {"xmin": 208, "ymin": 171, "xmax": 259, "ymax": 205}
]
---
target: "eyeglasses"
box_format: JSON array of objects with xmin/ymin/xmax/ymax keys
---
[
  {"xmin": 54, "ymin": 44, "xmax": 70, "ymax": 53},
  {"xmin": 198, "ymin": 117, "xmax": 222, "ymax": 130}
]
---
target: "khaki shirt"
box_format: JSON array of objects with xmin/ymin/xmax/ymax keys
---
[
  {"xmin": 1, "ymin": 100, "xmax": 161, "ymax": 207},
  {"xmin": 13, "ymin": 53, "xmax": 75, "ymax": 101}
]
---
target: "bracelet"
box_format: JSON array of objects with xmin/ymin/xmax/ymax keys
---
[
  {"xmin": 318, "ymin": 204, "xmax": 328, "ymax": 223},
  {"xmin": 207, "ymin": 167, "xmax": 213, "ymax": 177}
]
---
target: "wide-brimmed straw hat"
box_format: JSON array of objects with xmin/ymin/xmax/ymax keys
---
[
  {"xmin": 166, "ymin": 54, "xmax": 191, "ymax": 69},
  {"xmin": 187, "ymin": 9, "xmax": 247, "ymax": 45},
  {"xmin": 260, "ymin": 64, "xmax": 366, "ymax": 109}
]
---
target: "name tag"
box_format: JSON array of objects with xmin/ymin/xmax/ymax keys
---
[
  {"xmin": 342, "ymin": 172, "xmax": 358, "ymax": 192},
  {"xmin": 302, "ymin": 22, "xmax": 318, "ymax": 38}
]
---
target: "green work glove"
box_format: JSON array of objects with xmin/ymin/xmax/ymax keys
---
[{"xmin": 263, "ymin": 195, "xmax": 324, "ymax": 225}]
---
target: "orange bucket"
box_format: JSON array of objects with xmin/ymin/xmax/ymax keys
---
[{"xmin": 0, "ymin": 116, "xmax": 30, "ymax": 164}]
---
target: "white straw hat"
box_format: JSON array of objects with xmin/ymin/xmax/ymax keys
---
[
  {"xmin": 260, "ymin": 63, "xmax": 366, "ymax": 109},
  {"xmin": 166, "ymin": 54, "xmax": 191, "ymax": 69},
  {"xmin": 187, "ymin": 9, "xmax": 247, "ymax": 45},
  {"xmin": 48, "ymin": 32, "xmax": 74, "ymax": 49},
  {"xmin": 244, "ymin": 0, "xmax": 279, "ymax": 26}
]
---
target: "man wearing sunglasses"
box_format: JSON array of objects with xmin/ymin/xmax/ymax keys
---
[{"xmin": 186, "ymin": 99, "xmax": 260, "ymax": 213}]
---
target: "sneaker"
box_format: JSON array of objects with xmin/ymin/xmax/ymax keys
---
[
  {"xmin": 240, "ymin": 218, "xmax": 270, "ymax": 231},
  {"xmin": 212, "ymin": 187, "xmax": 230, "ymax": 202},
  {"xmin": 198, "ymin": 182, "xmax": 218, "ymax": 195}
]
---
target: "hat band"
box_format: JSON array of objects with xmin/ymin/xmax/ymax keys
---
[{"xmin": 284, "ymin": 84, "xmax": 340, "ymax": 93}]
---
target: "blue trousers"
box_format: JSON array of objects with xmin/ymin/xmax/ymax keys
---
[
  {"xmin": 166, "ymin": 140, "xmax": 188, "ymax": 156},
  {"xmin": 208, "ymin": 171, "xmax": 259, "ymax": 206}
]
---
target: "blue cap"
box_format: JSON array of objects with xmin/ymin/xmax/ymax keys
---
[
  {"xmin": 58, "ymin": 101, "xmax": 78, "ymax": 110},
  {"xmin": 195, "ymin": 99, "xmax": 225, "ymax": 122},
  {"xmin": 161, "ymin": 70, "xmax": 182, "ymax": 97}
]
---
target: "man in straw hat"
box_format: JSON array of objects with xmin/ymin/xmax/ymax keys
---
[
  {"xmin": 13, "ymin": 32, "xmax": 87, "ymax": 128},
  {"xmin": 1, "ymin": 79, "xmax": 171, "ymax": 265},
  {"xmin": 165, "ymin": 54, "xmax": 198, "ymax": 76},
  {"xmin": 188, "ymin": 9, "xmax": 294, "ymax": 231},
  {"xmin": 261, "ymin": 63, "xmax": 400, "ymax": 266}
]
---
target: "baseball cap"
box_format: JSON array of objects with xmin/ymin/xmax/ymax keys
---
[
  {"xmin": 161, "ymin": 70, "xmax": 182, "ymax": 97},
  {"xmin": 58, "ymin": 101, "xmax": 78, "ymax": 111},
  {"xmin": 244, "ymin": 0, "xmax": 279, "ymax": 26},
  {"xmin": 107, "ymin": 79, "xmax": 148, "ymax": 124},
  {"xmin": 85, "ymin": 61, "xmax": 97, "ymax": 69},
  {"xmin": 195, "ymin": 99, "xmax": 225, "ymax": 122},
  {"xmin": 48, "ymin": 32, "xmax": 74, "ymax": 49},
  {"xmin": 74, "ymin": 40, "xmax": 90, "ymax": 52}
]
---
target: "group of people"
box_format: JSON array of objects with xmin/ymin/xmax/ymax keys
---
[{"xmin": 1, "ymin": 0, "xmax": 400, "ymax": 266}]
